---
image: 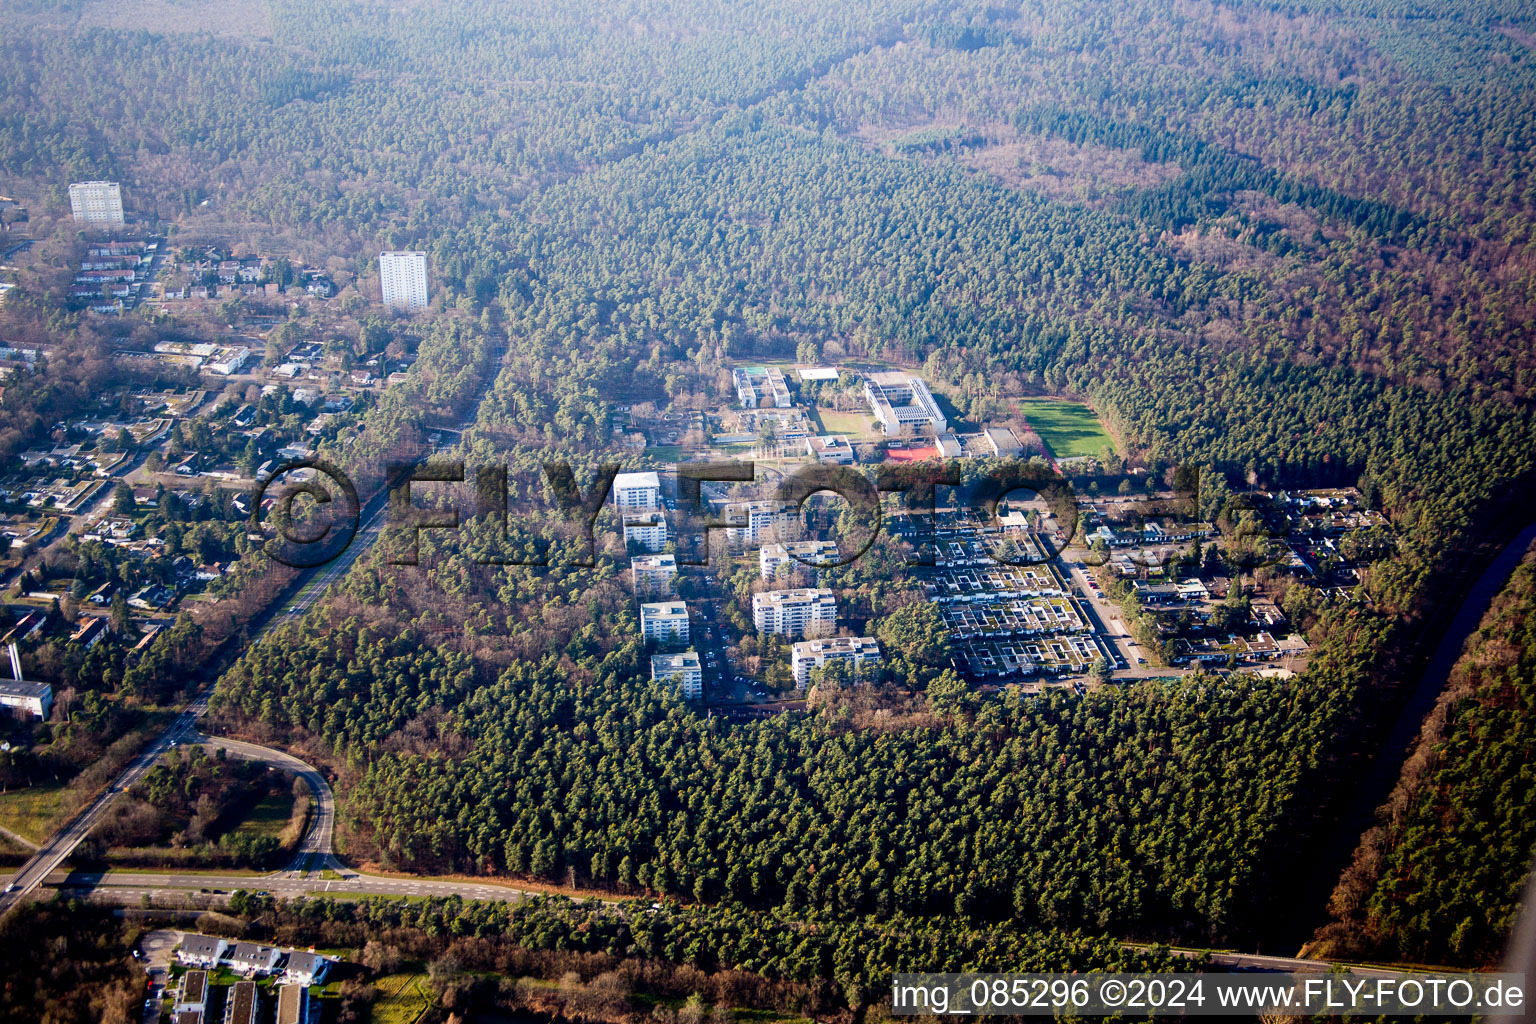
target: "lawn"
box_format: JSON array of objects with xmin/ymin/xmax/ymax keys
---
[
  {"xmin": 0, "ymin": 783, "xmax": 69, "ymax": 844},
  {"xmin": 230, "ymin": 789, "xmax": 296, "ymax": 840},
  {"xmin": 1018, "ymin": 398, "xmax": 1115, "ymax": 459},
  {"xmin": 813, "ymin": 409, "xmax": 871, "ymax": 436},
  {"xmin": 369, "ymin": 973, "xmax": 432, "ymax": 1024}
]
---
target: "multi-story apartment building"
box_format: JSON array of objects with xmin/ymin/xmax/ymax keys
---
[
  {"xmin": 631, "ymin": 552, "xmax": 678, "ymax": 598},
  {"xmin": 752, "ymin": 587, "xmax": 836, "ymax": 638},
  {"xmin": 640, "ymin": 601, "xmax": 690, "ymax": 644},
  {"xmin": 759, "ymin": 540, "xmax": 840, "ymax": 580},
  {"xmin": 650, "ymin": 650, "xmax": 702, "ymax": 700},
  {"xmin": 623, "ymin": 511, "xmax": 668, "ymax": 552},
  {"xmin": 379, "ymin": 250, "xmax": 429, "ymax": 308},
  {"xmin": 68, "ymin": 181, "xmax": 125, "ymax": 228},
  {"xmin": 724, "ymin": 500, "xmax": 802, "ymax": 547},
  {"xmin": 612, "ymin": 470, "xmax": 661, "ymax": 511},
  {"xmin": 791, "ymin": 636, "xmax": 882, "ymax": 687}
]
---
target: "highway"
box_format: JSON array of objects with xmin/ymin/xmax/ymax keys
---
[
  {"xmin": 0, "ymin": 472, "xmax": 394, "ymax": 915},
  {"xmin": 0, "ymin": 358, "xmax": 504, "ymax": 915},
  {"xmin": 51, "ymin": 869, "xmax": 534, "ymax": 905}
]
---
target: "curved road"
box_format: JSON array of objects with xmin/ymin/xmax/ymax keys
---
[
  {"xmin": 0, "ymin": 480, "xmax": 394, "ymax": 917},
  {"xmin": 192, "ymin": 734, "xmax": 340, "ymax": 877}
]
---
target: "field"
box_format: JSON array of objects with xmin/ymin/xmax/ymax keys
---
[
  {"xmin": 368, "ymin": 973, "xmax": 432, "ymax": 1024},
  {"xmin": 229, "ymin": 788, "xmax": 297, "ymax": 841},
  {"xmin": 1018, "ymin": 399, "xmax": 1115, "ymax": 459},
  {"xmin": 0, "ymin": 783, "xmax": 69, "ymax": 844},
  {"xmin": 812, "ymin": 409, "xmax": 872, "ymax": 436}
]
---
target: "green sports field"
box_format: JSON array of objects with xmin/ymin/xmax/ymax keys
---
[{"xmin": 1018, "ymin": 399, "xmax": 1114, "ymax": 459}]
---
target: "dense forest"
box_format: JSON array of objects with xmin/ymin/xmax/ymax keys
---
[
  {"xmin": 0, "ymin": 900, "xmax": 138, "ymax": 1022},
  {"xmin": 6, "ymin": 0, "xmax": 1536, "ymax": 976},
  {"xmin": 1315, "ymin": 542, "xmax": 1536, "ymax": 966},
  {"xmin": 244, "ymin": 890, "xmax": 1195, "ymax": 1014}
]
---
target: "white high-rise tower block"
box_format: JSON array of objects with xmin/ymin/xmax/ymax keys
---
[
  {"xmin": 379, "ymin": 250, "xmax": 429, "ymax": 309},
  {"xmin": 68, "ymin": 181, "xmax": 125, "ymax": 229}
]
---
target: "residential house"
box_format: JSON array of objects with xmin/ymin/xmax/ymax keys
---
[{"xmin": 175, "ymin": 935, "xmax": 227, "ymax": 968}]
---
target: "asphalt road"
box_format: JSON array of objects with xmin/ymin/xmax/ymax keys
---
[
  {"xmin": 0, "ymin": 698, "xmax": 205, "ymax": 914},
  {"xmin": 52, "ymin": 869, "xmax": 533, "ymax": 905},
  {"xmin": 0, "ymin": 481, "xmax": 392, "ymax": 915},
  {"xmin": 191, "ymin": 733, "xmax": 339, "ymax": 877},
  {"xmin": 0, "ymin": 356, "xmax": 505, "ymax": 915}
]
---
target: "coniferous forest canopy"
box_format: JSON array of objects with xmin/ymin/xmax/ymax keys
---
[{"xmin": 4, "ymin": 0, "xmax": 1536, "ymax": 1017}]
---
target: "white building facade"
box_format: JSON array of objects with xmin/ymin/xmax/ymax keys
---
[
  {"xmin": 623, "ymin": 511, "xmax": 668, "ymax": 552},
  {"xmin": 379, "ymin": 251, "xmax": 430, "ymax": 309},
  {"xmin": 752, "ymin": 588, "xmax": 836, "ymax": 638},
  {"xmin": 612, "ymin": 471, "xmax": 661, "ymax": 510},
  {"xmin": 724, "ymin": 500, "xmax": 802, "ymax": 547},
  {"xmin": 68, "ymin": 181, "xmax": 125, "ymax": 229},
  {"xmin": 791, "ymin": 636, "xmax": 882, "ymax": 687},
  {"xmin": 651, "ymin": 651, "xmax": 702, "ymax": 700},
  {"xmin": 631, "ymin": 553, "xmax": 678, "ymax": 597},
  {"xmin": 640, "ymin": 601, "xmax": 690, "ymax": 644},
  {"xmin": 863, "ymin": 372, "xmax": 947, "ymax": 434},
  {"xmin": 759, "ymin": 540, "xmax": 840, "ymax": 580}
]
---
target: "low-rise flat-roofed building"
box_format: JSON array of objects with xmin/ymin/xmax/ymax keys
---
[
  {"xmin": 863, "ymin": 371, "xmax": 946, "ymax": 434},
  {"xmin": 805, "ymin": 434, "xmax": 855, "ymax": 464},
  {"xmin": 0, "ymin": 679, "xmax": 52, "ymax": 719},
  {"xmin": 733, "ymin": 366, "xmax": 792, "ymax": 409},
  {"xmin": 760, "ymin": 540, "xmax": 840, "ymax": 580},
  {"xmin": 631, "ymin": 553, "xmax": 678, "ymax": 598},
  {"xmin": 612, "ymin": 471, "xmax": 661, "ymax": 510},
  {"xmin": 651, "ymin": 650, "xmax": 702, "ymax": 700},
  {"xmin": 276, "ymin": 984, "xmax": 308, "ymax": 1024},
  {"xmin": 791, "ymin": 636, "xmax": 882, "ymax": 687},
  {"xmin": 640, "ymin": 601, "xmax": 690, "ymax": 644},
  {"xmin": 226, "ymin": 980, "xmax": 258, "ymax": 1024},
  {"xmin": 175, "ymin": 970, "xmax": 208, "ymax": 1015},
  {"xmin": 752, "ymin": 588, "xmax": 836, "ymax": 638},
  {"xmin": 176, "ymin": 1011, "xmax": 204, "ymax": 1024},
  {"xmin": 623, "ymin": 511, "xmax": 668, "ymax": 553},
  {"xmin": 983, "ymin": 426, "xmax": 1023, "ymax": 457}
]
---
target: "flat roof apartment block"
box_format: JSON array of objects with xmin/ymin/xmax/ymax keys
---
[
  {"xmin": 760, "ymin": 540, "xmax": 840, "ymax": 580},
  {"xmin": 651, "ymin": 650, "xmax": 702, "ymax": 700},
  {"xmin": 612, "ymin": 470, "xmax": 661, "ymax": 510},
  {"xmin": 724, "ymin": 500, "xmax": 802, "ymax": 547},
  {"xmin": 276, "ymin": 984, "xmax": 308, "ymax": 1024},
  {"xmin": 379, "ymin": 250, "xmax": 429, "ymax": 309},
  {"xmin": 623, "ymin": 511, "xmax": 669, "ymax": 552},
  {"xmin": 68, "ymin": 181, "xmax": 125, "ymax": 228},
  {"xmin": 752, "ymin": 587, "xmax": 836, "ymax": 638},
  {"xmin": 225, "ymin": 980, "xmax": 258, "ymax": 1024},
  {"xmin": 631, "ymin": 553, "xmax": 678, "ymax": 597},
  {"xmin": 791, "ymin": 636, "xmax": 882, "ymax": 686},
  {"xmin": 640, "ymin": 601, "xmax": 690, "ymax": 643}
]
